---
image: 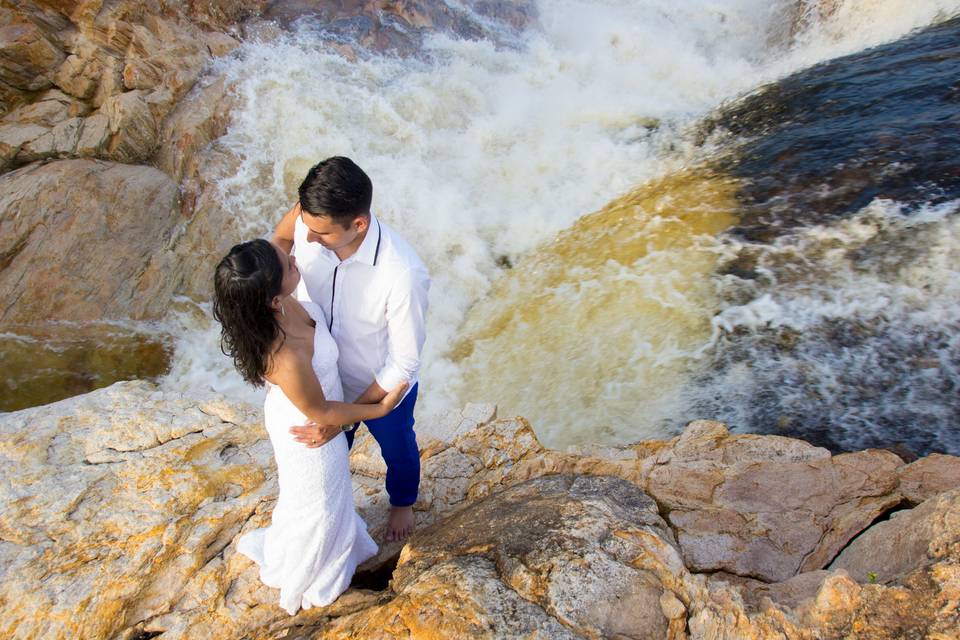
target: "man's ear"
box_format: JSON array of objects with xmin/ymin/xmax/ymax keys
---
[{"xmin": 354, "ymin": 216, "xmax": 369, "ymax": 233}]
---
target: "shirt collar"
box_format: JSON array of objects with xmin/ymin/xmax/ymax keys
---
[{"xmin": 352, "ymin": 213, "xmax": 382, "ymax": 266}]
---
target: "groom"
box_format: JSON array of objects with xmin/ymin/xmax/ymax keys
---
[{"xmin": 272, "ymin": 156, "xmax": 431, "ymax": 542}]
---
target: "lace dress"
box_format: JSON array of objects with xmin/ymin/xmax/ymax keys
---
[{"xmin": 236, "ymin": 301, "xmax": 377, "ymax": 614}]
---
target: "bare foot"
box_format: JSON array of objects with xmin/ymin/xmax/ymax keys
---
[{"xmin": 385, "ymin": 505, "xmax": 415, "ymax": 542}]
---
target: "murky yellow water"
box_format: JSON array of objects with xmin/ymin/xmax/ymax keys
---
[
  {"xmin": 451, "ymin": 169, "xmax": 740, "ymax": 446},
  {"xmin": 0, "ymin": 324, "xmax": 171, "ymax": 412}
]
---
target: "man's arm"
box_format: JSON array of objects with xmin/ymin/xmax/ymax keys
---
[
  {"xmin": 374, "ymin": 265, "xmax": 431, "ymax": 394},
  {"xmin": 353, "ymin": 380, "xmax": 388, "ymax": 404},
  {"xmin": 272, "ymin": 202, "xmax": 301, "ymax": 254}
]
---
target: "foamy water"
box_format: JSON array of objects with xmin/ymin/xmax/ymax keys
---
[
  {"xmin": 694, "ymin": 199, "xmax": 960, "ymax": 453},
  {"xmin": 161, "ymin": 0, "xmax": 960, "ymax": 447}
]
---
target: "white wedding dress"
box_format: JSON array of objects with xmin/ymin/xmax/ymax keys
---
[{"xmin": 236, "ymin": 301, "xmax": 377, "ymax": 615}]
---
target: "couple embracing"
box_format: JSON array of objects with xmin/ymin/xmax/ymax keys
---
[{"xmin": 212, "ymin": 157, "xmax": 430, "ymax": 615}]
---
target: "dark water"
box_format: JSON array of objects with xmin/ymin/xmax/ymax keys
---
[
  {"xmin": 711, "ymin": 15, "xmax": 960, "ymax": 240},
  {"xmin": 690, "ymin": 17, "xmax": 960, "ymax": 456}
]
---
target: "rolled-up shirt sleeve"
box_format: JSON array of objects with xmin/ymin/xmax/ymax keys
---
[{"xmin": 375, "ymin": 265, "xmax": 431, "ymax": 392}]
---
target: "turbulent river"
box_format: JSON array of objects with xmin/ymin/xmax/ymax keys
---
[{"xmin": 152, "ymin": 0, "xmax": 960, "ymax": 455}]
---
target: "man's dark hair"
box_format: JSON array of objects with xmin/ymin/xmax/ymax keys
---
[{"xmin": 298, "ymin": 156, "xmax": 373, "ymax": 227}]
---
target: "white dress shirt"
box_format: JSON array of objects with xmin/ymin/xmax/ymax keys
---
[{"xmin": 293, "ymin": 213, "xmax": 431, "ymax": 403}]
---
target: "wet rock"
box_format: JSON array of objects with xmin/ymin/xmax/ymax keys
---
[
  {"xmin": 262, "ymin": 0, "xmax": 536, "ymax": 55},
  {"xmin": 0, "ymin": 159, "xmax": 181, "ymax": 324}
]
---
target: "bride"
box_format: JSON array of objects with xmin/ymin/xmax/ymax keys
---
[{"xmin": 212, "ymin": 238, "xmax": 407, "ymax": 614}]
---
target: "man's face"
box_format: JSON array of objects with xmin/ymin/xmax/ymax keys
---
[{"xmin": 299, "ymin": 211, "xmax": 363, "ymax": 251}]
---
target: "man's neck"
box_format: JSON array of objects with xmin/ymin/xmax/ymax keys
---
[{"xmin": 334, "ymin": 228, "xmax": 368, "ymax": 262}]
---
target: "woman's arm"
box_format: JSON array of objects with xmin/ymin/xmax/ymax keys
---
[
  {"xmin": 271, "ymin": 202, "xmax": 301, "ymax": 255},
  {"xmin": 271, "ymin": 348, "xmax": 407, "ymax": 442}
]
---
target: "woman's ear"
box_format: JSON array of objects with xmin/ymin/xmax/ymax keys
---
[{"xmin": 270, "ymin": 295, "xmax": 282, "ymax": 311}]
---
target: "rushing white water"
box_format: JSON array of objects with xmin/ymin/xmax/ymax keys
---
[
  {"xmin": 160, "ymin": 0, "xmax": 960, "ymax": 443},
  {"xmin": 693, "ymin": 199, "xmax": 960, "ymax": 453}
]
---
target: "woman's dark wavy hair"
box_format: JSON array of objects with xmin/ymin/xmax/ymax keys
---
[{"xmin": 212, "ymin": 239, "xmax": 285, "ymax": 386}]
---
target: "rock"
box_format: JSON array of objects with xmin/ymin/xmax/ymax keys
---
[
  {"xmin": 899, "ymin": 453, "xmax": 960, "ymax": 504},
  {"xmin": 648, "ymin": 421, "xmax": 905, "ymax": 582},
  {"xmin": 710, "ymin": 569, "xmax": 836, "ymax": 612},
  {"xmin": 351, "ymin": 415, "xmax": 552, "ymax": 565},
  {"xmin": 142, "ymin": 142, "xmax": 245, "ymax": 302},
  {"xmin": 156, "ymin": 75, "xmax": 237, "ymax": 182},
  {"xmin": 261, "ymin": 0, "xmax": 537, "ymax": 55},
  {"xmin": 829, "ymin": 489, "xmax": 960, "ymax": 584},
  {"xmin": 0, "ymin": 123, "xmax": 48, "ymax": 169},
  {"xmin": 182, "ymin": 0, "xmax": 269, "ymax": 31},
  {"xmin": 322, "ymin": 475, "xmax": 683, "ymax": 639},
  {"xmin": 53, "ymin": 52, "xmax": 107, "ymax": 101},
  {"xmin": 0, "ymin": 380, "xmax": 398, "ymax": 640},
  {"xmin": 793, "ymin": 563, "xmax": 960, "ymax": 640},
  {"xmin": 1, "ymin": 88, "xmax": 89, "ymax": 126},
  {"xmin": 0, "ymin": 0, "xmax": 260, "ymax": 174},
  {"xmin": 0, "ymin": 381, "xmax": 273, "ymax": 639},
  {"xmin": 0, "ymin": 159, "xmax": 181, "ymax": 324},
  {"xmin": 19, "ymin": 115, "xmax": 83, "ymax": 160},
  {"xmin": 0, "ymin": 19, "xmax": 65, "ymax": 92},
  {"xmin": 100, "ymin": 89, "xmax": 159, "ymax": 162},
  {"xmin": 75, "ymin": 110, "xmax": 109, "ymax": 155},
  {"xmin": 0, "ymin": 384, "xmax": 956, "ymax": 639}
]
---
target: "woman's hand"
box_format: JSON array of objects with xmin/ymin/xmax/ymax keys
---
[
  {"xmin": 289, "ymin": 421, "xmax": 343, "ymax": 448},
  {"xmin": 377, "ymin": 382, "xmax": 409, "ymax": 417}
]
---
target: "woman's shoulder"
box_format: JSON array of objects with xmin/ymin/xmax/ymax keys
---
[
  {"xmin": 264, "ymin": 334, "xmax": 312, "ymax": 382},
  {"xmin": 297, "ymin": 299, "xmax": 327, "ymax": 325}
]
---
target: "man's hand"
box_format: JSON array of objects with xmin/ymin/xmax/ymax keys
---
[{"xmin": 289, "ymin": 421, "xmax": 343, "ymax": 448}]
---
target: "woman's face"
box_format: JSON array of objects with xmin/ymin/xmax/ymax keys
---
[{"xmin": 272, "ymin": 241, "xmax": 300, "ymax": 298}]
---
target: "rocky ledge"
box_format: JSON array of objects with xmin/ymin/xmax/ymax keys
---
[{"xmin": 1, "ymin": 381, "xmax": 957, "ymax": 639}]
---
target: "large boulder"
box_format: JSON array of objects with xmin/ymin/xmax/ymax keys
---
[
  {"xmin": 0, "ymin": 16, "xmax": 65, "ymax": 93},
  {"xmin": 0, "ymin": 382, "xmax": 272, "ymax": 639},
  {"xmin": 0, "ymin": 0, "xmax": 256, "ymax": 173},
  {"xmin": 0, "ymin": 159, "xmax": 181, "ymax": 324},
  {"xmin": 829, "ymin": 489, "xmax": 960, "ymax": 584},
  {"xmin": 898, "ymin": 453, "xmax": 960, "ymax": 504},
  {"xmin": 642, "ymin": 421, "xmax": 905, "ymax": 581},
  {"xmin": 317, "ymin": 474, "xmax": 687, "ymax": 639}
]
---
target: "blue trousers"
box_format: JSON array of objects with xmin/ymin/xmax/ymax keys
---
[{"xmin": 345, "ymin": 383, "xmax": 420, "ymax": 507}]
